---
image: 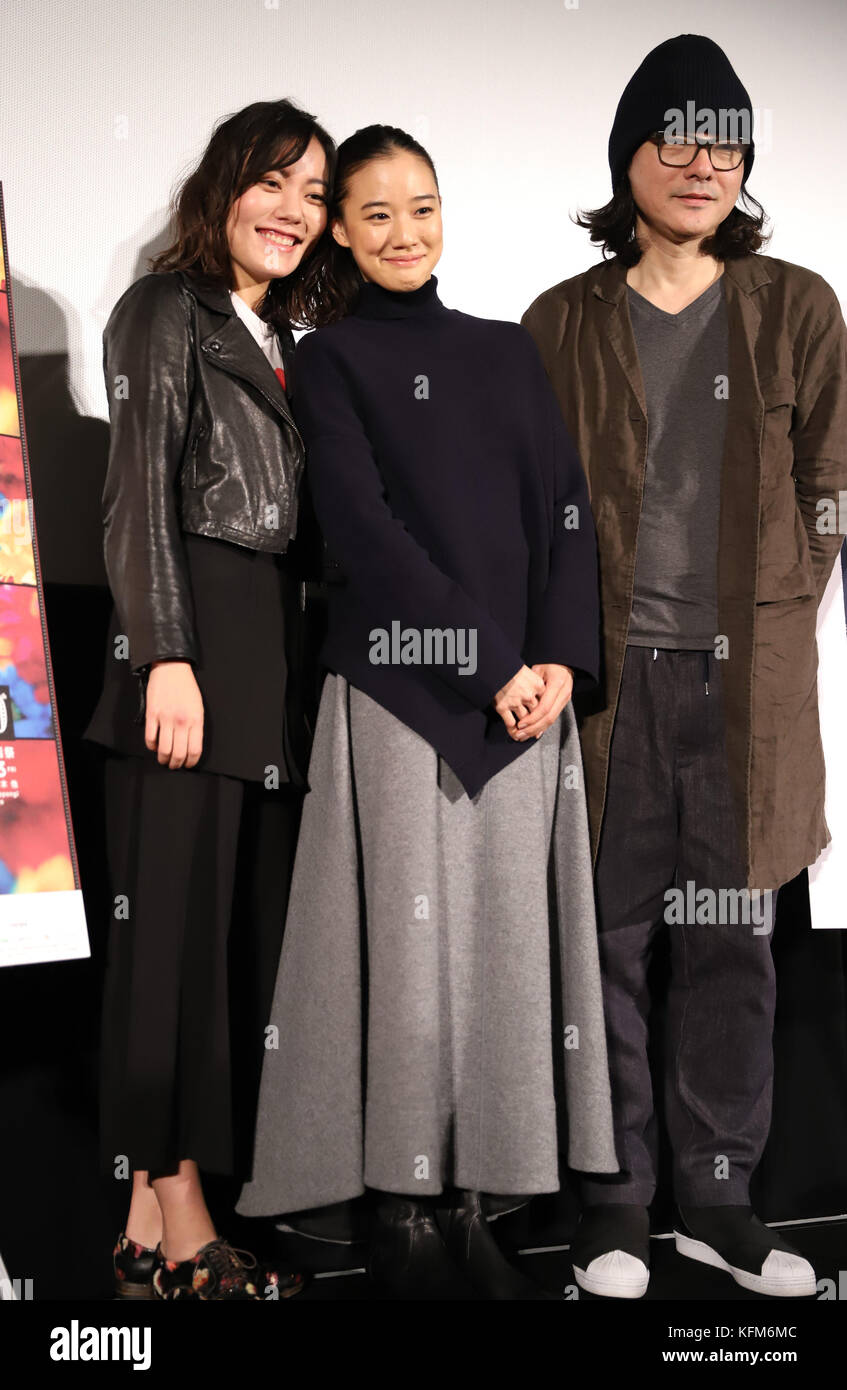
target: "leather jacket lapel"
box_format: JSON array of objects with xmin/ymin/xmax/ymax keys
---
[
  {"xmin": 198, "ymin": 313, "xmax": 301, "ymax": 440},
  {"xmin": 180, "ymin": 269, "xmax": 301, "ymax": 438}
]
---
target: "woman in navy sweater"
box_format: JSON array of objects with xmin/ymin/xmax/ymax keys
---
[{"xmin": 237, "ymin": 126, "xmax": 619, "ymax": 1299}]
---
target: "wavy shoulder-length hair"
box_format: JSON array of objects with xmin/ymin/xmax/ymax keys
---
[
  {"xmin": 575, "ymin": 173, "xmax": 770, "ymax": 265},
  {"xmin": 308, "ymin": 124, "xmax": 441, "ymax": 327},
  {"xmin": 148, "ymin": 99, "xmax": 337, "ymax": 331}
]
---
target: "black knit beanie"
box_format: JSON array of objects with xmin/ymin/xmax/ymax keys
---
[{"xmin": 608, "ymin": 34, "xmax": 754, "ymax": 192}]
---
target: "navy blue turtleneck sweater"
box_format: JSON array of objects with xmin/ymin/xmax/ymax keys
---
[{"xmin": 291, "ymin": 273, "xmax": 599, "ymax": 798}]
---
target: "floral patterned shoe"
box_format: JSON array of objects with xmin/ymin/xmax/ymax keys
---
[
  {"xmin": 113, "ymin": 1232, "xmax": 158, "ymax": 1300},
  {"xmin": 152, "ymin": 1236, "xmax": 306, "ymax": 1300}
]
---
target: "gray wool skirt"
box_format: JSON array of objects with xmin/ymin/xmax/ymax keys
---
[{"xmin": 236, "ymin": 674, "xmax": 618, "ymax": 1217}]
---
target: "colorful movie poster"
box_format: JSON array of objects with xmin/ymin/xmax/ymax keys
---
[{"xmin": 0, "ymin": 184, "xmax": 89, "ymax": 965}]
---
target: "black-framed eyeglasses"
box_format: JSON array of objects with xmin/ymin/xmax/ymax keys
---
[{"xmin": 648, "ymin": 131, "xmax": 750, "ymax": 171}]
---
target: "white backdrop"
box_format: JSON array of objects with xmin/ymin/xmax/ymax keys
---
[{"xmin": 1, "ymin": 0, "xmax": 845, "ymax": 922}]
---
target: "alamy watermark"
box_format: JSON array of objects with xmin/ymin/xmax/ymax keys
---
[
  {"xmin": 661, "ymin": 103, "xmax": 773, "ymax": 155},
  {"xmin": 50, "ymin": 1321, "xmax": 151, "ymax": 1370},
  {"xmin": 664, "ymin": 881, "xmax": 774, "ymax": 933},
  {"xmin": 663, "ymin": 103, "xmax": 753, "ymax": 146},
  {"xmin": 816, "ymin": 492, "xmax": 847, "ymax": 534},
  {"xmin": 369, "ymin": 622, "xmax": 477, "ymax": 676}
]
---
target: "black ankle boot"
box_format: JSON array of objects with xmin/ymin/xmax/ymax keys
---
[
  {"xmin": 367, "ymin": 1192, "xmax": 476, "ymax": 1300},
  {"xmin": 436, "ymin": 1189, "xmax": 560, "ymax": 1300}
]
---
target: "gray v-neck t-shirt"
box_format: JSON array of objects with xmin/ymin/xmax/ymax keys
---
[{"xmin": 626, "ymin": 276, "xmax": 728, "ymax": 650}]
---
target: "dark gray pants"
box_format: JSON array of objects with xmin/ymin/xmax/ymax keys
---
[{"xmin": 581, "ymin": 646, "xmax": 777, "ymax": 1207}]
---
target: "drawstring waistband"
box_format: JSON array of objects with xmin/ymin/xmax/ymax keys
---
[{"xmin": 647, "ymin": 646, "xmax": 709, "ymax": 694}]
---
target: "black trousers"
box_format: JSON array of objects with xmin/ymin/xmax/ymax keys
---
[
  {"xmin": 582, "ymin": 646, "xmax": 777, "ymax": 1208},
  {"xmin": 99, "ymin": 751, "xmax": 302, "ymax": 1179}
]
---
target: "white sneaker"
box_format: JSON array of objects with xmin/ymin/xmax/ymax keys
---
[
  {"xmin": 573, "ymin": 1249, "xmax": 650, "ymax": 1299},
  {"xmin": 674, "ymin": 1230, "xmax": 817, "ymax": 1298}
]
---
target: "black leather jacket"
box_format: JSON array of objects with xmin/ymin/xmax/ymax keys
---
[{"xmin": 101, "ymin": 267, "xmax": 309, "ymax": 676}]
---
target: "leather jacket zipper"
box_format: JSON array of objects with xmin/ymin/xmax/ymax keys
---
[{"xmin": 203, "ymin": 343, "xmax": 305, "ymax": 451}]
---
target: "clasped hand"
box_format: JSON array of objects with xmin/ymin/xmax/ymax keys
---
[{"xmin": 493, "ymin": 663, "xmax": 574, "ymax": 741}]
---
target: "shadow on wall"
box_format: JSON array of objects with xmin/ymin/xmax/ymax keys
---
[{"xmin": 15, "ymin": 234, "xmax": 174, "ymax": 587}]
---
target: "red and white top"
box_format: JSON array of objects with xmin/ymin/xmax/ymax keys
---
[{"xmin": 230, "ymin": 289, "xmax": 286, "ymax": 392}]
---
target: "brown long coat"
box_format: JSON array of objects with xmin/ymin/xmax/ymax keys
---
[{"xmin": 522, "ymin": 253, "xmax": 847, "ymax": 891}]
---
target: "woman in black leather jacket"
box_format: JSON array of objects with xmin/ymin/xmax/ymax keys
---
[{"xmin": 84, "ymin": 98, "xmax": 335, "ymax": 1301}]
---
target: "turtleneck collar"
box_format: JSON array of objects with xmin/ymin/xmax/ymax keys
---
[{"xmin": 353, "ymin": 273, "xmax": 447, "ymax": 321}]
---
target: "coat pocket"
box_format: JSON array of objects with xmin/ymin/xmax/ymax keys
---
[
  {"xmin": 760, "ymin": 374, "xmax": 795, "ymax": 408},
  {"xmin": 759, "ymin": 374, "xmax": 796, "ymax": 482},
  {"xmin": 756, "ymin": 374, "xmax": 817, "ymax": 601}
]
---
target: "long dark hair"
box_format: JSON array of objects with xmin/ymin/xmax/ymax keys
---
[
  {"xmin": 309, "ymin": 125, "xmax": 440, "ymax": 326},
  {"xmin": 149, "ymin": 99, "xmax": 337, "ymax": 330},
  {"xmin": 575, "ymin": 174, "xmax": 769, "ymax": 265}
]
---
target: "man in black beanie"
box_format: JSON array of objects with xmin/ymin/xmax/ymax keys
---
[{"xmin": 522, "ymin": 34, "xmax": 847, "ymax": 1297}]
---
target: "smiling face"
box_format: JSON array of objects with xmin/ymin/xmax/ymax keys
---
[
  {"xmin": 226, "ymin": 134, "xmax": 329, "ymax": 300},
  {"xmin": 331, "ymin": 150, "xmax": 442, "ymax": 291},
  {"xmin": 627, "ymin": 138, "xmax": 744, "ymax": 249}
]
